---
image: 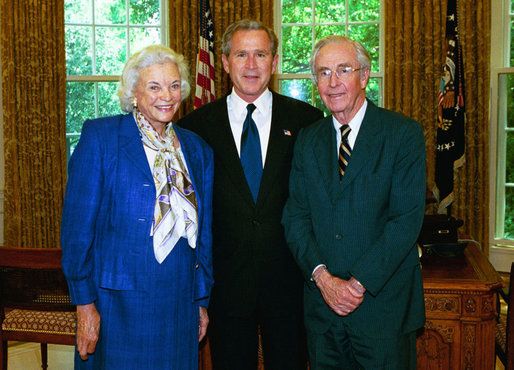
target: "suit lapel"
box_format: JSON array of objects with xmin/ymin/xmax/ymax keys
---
[
  {"xmin": 338, "ymin": 101, "xmax": 383, "ymax": 196},
  {"xmin": 313, "ymin": 116, "xmax": 339, "ymax": 200},
  {"xmin": 174, "ymin": 125, "xmax": 203, "ymax": 209},
  {"xmin": 206, "ymin": 99, "xmax": 256, "ymax": 206},
  {"xmin": 257, "ymin": 93, "xmax": 294, "ymax": 205},
  {"xmin": 118, "ymin": 114, "xmax": 153, "ymax": 182},
  {"xmin": 117, "ymin": 115, "xmax": 208, "ymax": 211}
]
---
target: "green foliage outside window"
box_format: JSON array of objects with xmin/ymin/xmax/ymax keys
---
[
  {"xmin": 506, "ymin": 5, "xmax": 514, "ymax": 239},
  {"xmin": 501, "ymin": 74, "xmax": 514, "ymax": 239},
  {"xmin": 65, "ymin": 0, "xmax": 162, "ymax": 156},
  {"xmin": 279, "ymin": 0, "xmax": 382, "ymax": 110},
  {"xmin": 506, "ymin": 188, "xmax": 514, "ymax": 239},
  {"xmin": 498, "ymin": 1, "xmax": 514, "ymax": 239}
]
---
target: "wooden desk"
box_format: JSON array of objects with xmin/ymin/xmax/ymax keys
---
[{"xmin": 417, "ymin": 243, "xmax": 502, "ymax": 370}]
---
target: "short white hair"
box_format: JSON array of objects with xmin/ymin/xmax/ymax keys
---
[
  {"xmin": 310, "ymin": 35, "xmax": 371, "ymax": 82},
  {"xmin": 118, "ymin": 45, "xmax": 190, "ymax": 112}
]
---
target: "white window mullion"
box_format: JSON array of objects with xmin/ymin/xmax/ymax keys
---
[
  {"xmin": 65, "ymin": 0, "xmax": 166, "ymax": 158},
  {"xmin": 274, "ymin": 0, "xmax": 382, "ymax": 108}
]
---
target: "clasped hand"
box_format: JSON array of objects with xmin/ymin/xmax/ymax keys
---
[{"xmin": 315, "ymin": 270, "xmax": 366, "ymax": 316}]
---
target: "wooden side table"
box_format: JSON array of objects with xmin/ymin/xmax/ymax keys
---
[{"xmin": 417, "ymin": 243, "xmax": 503, "ymax": 370}]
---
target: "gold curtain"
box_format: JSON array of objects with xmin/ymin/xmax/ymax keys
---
[
  {"xmin": 169, "ymin": 0, "xmax": 273, "ymax": 117},
  {"xmin": 1, "ymin": 0, "xmax": 67, "ymax": 247},
  {"xmin": 384, "ymin": 0, "xmax": 491, "ymax": 253}
]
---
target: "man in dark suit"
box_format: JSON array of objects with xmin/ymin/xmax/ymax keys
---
[
  {"xmin": 178, "ymin": 19, "xmax": 323, "ymax": 370},
  {"xmin": 282, "ymin": 35, "xmax": 426, "ymax": 370}
]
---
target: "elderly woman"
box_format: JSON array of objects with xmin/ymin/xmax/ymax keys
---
[{"xmin": 61, "ymin": 45, "xmax": 214, "ymax": 369}]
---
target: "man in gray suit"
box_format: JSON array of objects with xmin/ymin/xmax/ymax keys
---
[{"xmin": 282, "ymin": 35, "xmax": 426, "ymax": 370}]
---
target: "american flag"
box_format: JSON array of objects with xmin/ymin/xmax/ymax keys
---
[{"xmin": 193, "ymin": 0, "xmax": 216, "ymax": 109}]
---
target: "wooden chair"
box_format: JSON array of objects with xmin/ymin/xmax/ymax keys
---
[
  {"xmin": 0, "ymin": 247, "xmax": 76, "ymax": 370},
  {"xmin": 496, "ymin": 262, "xmax": 514, "ymax": 370}
]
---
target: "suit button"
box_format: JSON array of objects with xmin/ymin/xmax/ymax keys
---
[
  {"xmin": 195, "ymin": 263, "xmax": 200, "ymax": 269},
  {"xmin": 335, "ymin": 234, "xmax": 342, "ymax": 240}
]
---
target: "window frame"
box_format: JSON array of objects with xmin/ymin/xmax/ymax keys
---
[
  {"xmin": 273, "ymin": 0, "xmax": 384, "ymax": 108},
  {"xmin": 489, "ymin": 0, "xmax": 514, "ymax": 248},
  {"xmin": 64, "ymin": 0, "xmax": 168, "ymax": 156}
]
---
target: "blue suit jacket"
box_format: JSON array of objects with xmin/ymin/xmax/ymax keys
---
[
  {"xmin": 61, "ymin": 113, "xmax": 214, "ymax": 307},
  {"xmin": 282, "ymin": 101, "xmax": 426, "ymax": 337}
]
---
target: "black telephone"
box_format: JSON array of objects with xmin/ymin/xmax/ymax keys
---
[{"xmin": 417, "ymin": 215, "xmax": 466, "ymax": 257}]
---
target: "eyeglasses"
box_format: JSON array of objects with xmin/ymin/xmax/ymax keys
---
[{"xmin": 316, "ymin": 65, "xmax": 362, "ymax": 82}]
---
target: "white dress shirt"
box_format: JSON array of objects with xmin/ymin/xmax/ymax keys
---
[
  {"xmin": 226, "ymin": 88, "xmax": 273, "ymax": 167},
  {"xmin": 332, "ymin": 99, "xmax": 367, "ymax": 154}
]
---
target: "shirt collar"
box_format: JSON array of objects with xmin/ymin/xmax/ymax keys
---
[
  {"xmin": 332, "ymin": 99, "xmax": 368, "ymax": 133},
  {"xmin": 228, "ymin": 88, "xmax": 272, "ymax": 120}
]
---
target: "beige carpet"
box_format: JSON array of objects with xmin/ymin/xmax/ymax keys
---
[
  {"xmin": 6, "ymin": 341, "xmax": 506, "ymax": 370},
  {"xmin": 7, "ymin": 342, "xmax": 74, "ymax": 370}
]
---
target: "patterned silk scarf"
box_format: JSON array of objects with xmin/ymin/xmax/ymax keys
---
[{"xmin": 134, "ymin": 110, "xmax": 198, "ymax": 263}]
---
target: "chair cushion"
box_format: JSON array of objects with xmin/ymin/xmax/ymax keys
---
[
  {"xmin": 2, "ymin": 309, "xmax": 76, "ymax": 335},
  {"xmin": 496, "ymin": 312, "xmax": 507, "ymax": 353}
]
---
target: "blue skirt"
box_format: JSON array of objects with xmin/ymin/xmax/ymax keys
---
[{"xmin": 75, "ymin": 238, "xmax": 198, "ymax": 370}]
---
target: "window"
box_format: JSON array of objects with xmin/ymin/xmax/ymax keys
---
[
  {"xmin": 65, "ymin": 0, "xmax": 166, "ymax": 156},
  {"xmin": 275, "ymin": 0, "xmax": 383, "ymax": 113},
  {"xmin": 491, "ymin": 0, "xmax": 514, "ymax": 244}
]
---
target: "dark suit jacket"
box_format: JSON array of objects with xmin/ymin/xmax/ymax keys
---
[
  {"xmin": 178, "ymin": 92, "xmax": 323, "ymax": 317},
  {"xmin": 282, "ymin": 100, "xmax": 426, "ymax": 337}
]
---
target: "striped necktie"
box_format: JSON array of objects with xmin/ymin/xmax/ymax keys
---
[{"xmin": 339, "ymin": 125, "xmax": 352, "ymax": 178}]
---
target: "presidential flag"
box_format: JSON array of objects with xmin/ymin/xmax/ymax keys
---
[
  {"xmin": 434, "ymin": 0, "xmax": 465, "ymax": 214},
  {"xmin": 193, "ymin": 0, "xmax": 216, "ymax": 109}
]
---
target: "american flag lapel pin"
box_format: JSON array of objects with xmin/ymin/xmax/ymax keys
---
[{"xmin": 283, "ymin": 129, "xmax": 292, "ymax": 136}]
